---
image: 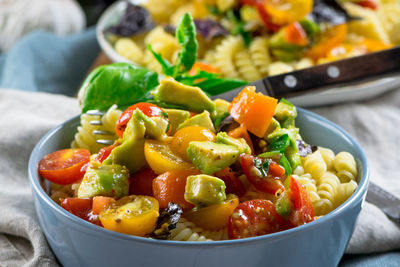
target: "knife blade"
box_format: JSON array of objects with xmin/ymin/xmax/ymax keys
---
[
  {"xmin": 366, "ymin": 182, "xmax": 400, "ymax": 223},
  {"xmin": 212, "ymin": 46, "xmax": 400, "ymax": 101}
]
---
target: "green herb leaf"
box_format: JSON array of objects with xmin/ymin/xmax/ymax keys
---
[
  {"xmin": 226, "ymin": 10, "xmax": 252, "ymax": 46},
  {"xmin": 147, "ymin": 44, "xmax": 174, "ymax": 76},
  {"xmin": 279, "ymin": 154, "xmax": 292, "ymax": 175},
  {"xmin": 268, "ymin": 134, "xmax": 290, "ymax": 152},
  {"xmin": 253, "ymin": 158, "xmax": 270, "ymax": 177},
  {"xmin": 174, "ymin": 13, "xmax": 198, "ymax": 74},
  {"xmin": 78, "ymin": 62, "xmax": 159, "ymax": 112},
  {"xmin": 193, "ymin": 78, "xmax": 248, "ymax": 95}
]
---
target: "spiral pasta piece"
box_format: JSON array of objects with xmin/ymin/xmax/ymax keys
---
[
  {"xmin": 208, "ymin": 36, "xmax": 243, "ymax": 78},
  {"xmin": 71, "ymin": 105, "xmax": 121, "ymax": 154},
  {"xmin": 114, "ymin": 38, "xmax": 144, "ymax": 64},
  {"xmin": 249, "ymin": 37, "xmax": 271, "ymax": 76},
  {"xmin": 335, "ymin": 180, "xmax": 358, "ymax": 206},
  {"xmin": 302, "ymin": 150, "xmax": 327, "ymax": 181},
  {"xmin": 169, "ymin": 218, "xmax": 227, "ymax": 241},
  {"xmin": 318, "ymin": 147, "xmax": 335, "ymax": 171},
  {"xmin": 234, "ymin": 44, "xmax": 262, "ymax": 81},
  {"xmin": 333, "ymin": 152, "xmax": 357, "ymax": 182},
  {"xmin": 268, "ymin": 62, "xmax": 294, "ymax": 76}
]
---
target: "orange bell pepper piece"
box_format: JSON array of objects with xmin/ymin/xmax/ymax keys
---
[
  {"xmin": 227, "ymin": 126, "xmax": 254, "ymax": 153},
  {"xmin": 229, "ymin": 86, "xmax": 278, "ymax": 138}
]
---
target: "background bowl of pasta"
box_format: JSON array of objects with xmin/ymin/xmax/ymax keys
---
[{"xmin": 28, "ymin": 107, "xmax": 369, "ymax": 267}]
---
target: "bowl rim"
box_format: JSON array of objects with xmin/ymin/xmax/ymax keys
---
[{"xmin": 28, "ymin": 107, "xmax": 370, "ymax": 247}]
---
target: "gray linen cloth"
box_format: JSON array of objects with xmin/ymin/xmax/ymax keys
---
[{"xmin": 0, "ymin": 88, "xmax": 399, "ymax": 266}]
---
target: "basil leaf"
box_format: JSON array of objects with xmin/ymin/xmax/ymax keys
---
[
  {"xmin": 279, "ymin": 154, "xmax": 292, "ymax": 175},
  {"xmin": 174, "ymin": 13, "xmax": 198, "ymax": 74},
  {"xmin": 268, "ymin": 134, "xmax": 291, "ymax": 152},
  {"xmin": 253, "ymin": 158, "xmax": 270, "ymax": 177},
  {"xmin": 79, "ymin": 63, "xmax": 159, "ymax": 112},
  {"xmin": 147, "ymin": 44, "xmax": 174, "ymax": 76},
  {"xmin": 193, "ymin": 78, "xmax": 248, "ymax": 95}
]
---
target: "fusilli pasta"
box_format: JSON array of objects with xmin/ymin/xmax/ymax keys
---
[{"xmin": 169, "ymin": 218, "xmax": 228, "ymax": 241}]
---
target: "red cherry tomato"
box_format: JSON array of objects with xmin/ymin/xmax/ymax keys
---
[
  {"xmin": 38, "ymin": 148, "xmax": 90, "ymax": 185},
  {"xmin": 129, "ymin": 168, "xmax": 158, "ymax": 196},
  {"xmin": 214, "ymin": 167, "xmax": 246, "ymax": 197},
  {"xmin": 240, "ymin": 0, "xmax": 281, "ymax": 32},
  {"xmin": 228, "ymin": 199, "xmax": 286, "ymax": 239},
  {"xmin": 95, "ymin": 144, "xmax": 116, "ymax": 163},
  {"xmin": 289, "ymin": 176, "xmax": 315, "ymax": 226},
  {"xmin": 116, "ymin": 102, "xmax": 165, "ymax": 138},
  {"xmin": 357, "ymin": 0, "xmax": 378, "ymax": 10},
  {"xmin": 240, "ymin": 154, "xmax": 285, "ymax": 195},
  {"xmin": 61, "ymin": 198, "xmax": 101, "ymax": 225}
]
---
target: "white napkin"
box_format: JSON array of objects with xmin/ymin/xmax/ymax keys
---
[{"xmin": 0, "ymin": 87, "xmax": 399, "ymax": 266}]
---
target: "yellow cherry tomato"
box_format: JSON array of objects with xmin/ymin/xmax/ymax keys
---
[
  {"xmin": 264, "ymin": 0, "xmax": 313, "ymax": 26},
  {"xmin": 170, "ymin": 126, "xmax": 216, "ymax": 161},
  {"xmin": 184, "ymin": 194, "xmax": 239, "ymax": 230},
  {"xmin": 99, "ymin": 195, "xmax": 159, "ymax": 237},
  {"xmin": 144, "ymin": 139, "xmax": 193, "ymax": 174}
]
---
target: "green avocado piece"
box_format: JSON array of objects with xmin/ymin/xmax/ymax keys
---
[
  {"xmin": 77, "ymin": 162, "xmax": 129, "ymax": 198},
  {"xmin": 187, "ymin": 141, "xmax": 240, "ymax": 174},
  {"xmin": 274, "ymin": 99, "xmax": 297, "ymax": 126},
  {"xmin": 275, "ymin": 191, "xmax": 293, "ymax": 217},
  {"xmin": 184, "ymin": 174, "xmax": 226, "ymax": 207},
  {"xmin": 78, "ymin": 62, "xmax": 159, "ymax": 113},
  {"xmin": 146, "ymin": 116, "xmax": 169, "ymax": 141},
  {"xmin": 163, "ymin": 108, "xmax": 190, "ymax": 135},
  {"xmin": 211, "ymin": 99, "xmax": 230, "ymax": 126},
  {"xmin": 269, "ymin": 29, "xmax": 305, "ymax": 62},
  {"xmin": 216, "ymin": 132, "xmax": 250, "ymax": 154},
  {"xmin": 264, "ymin": 118, "xmax": 281, "ymax": 137},
  {"xmin": 177, "ymin": 111, "xmax": 215, "ymax": 132},
  {"xmin": 152, "ymin": 77, "xmax": 216, "ymax": 112},
  {"xmin": 103, "ymin": 110, "xmax": 150, "ymax": 173}
]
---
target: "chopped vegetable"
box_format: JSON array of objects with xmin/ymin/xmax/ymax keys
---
[
  {"xmin": 184, "ymin": 174, "xmax": 227, "ymax": 206},
  {"xmin": 129, "ymin": 168, "xmax": 158, "ymax": 196},
  {"xmin": 92, "ymin": 196, "xmax": 116, "ymax": 215},
  {"xmin": 214, "ymin": 167, "xmax": 246, "ymax": 197},
  {"xmin": 38, "ymin": 149, "xmax": 90, "ymax": 185},
  {"xmin": 99, "ymin": 195, "xmax": 159, "ymax": 236},
  {"xmin": 229, "ymin": 86, "xmax": 278, "ymax": 138},
  {"xmin": 289, "ymin": 176, "xmax": 315, "ymax": 226}
]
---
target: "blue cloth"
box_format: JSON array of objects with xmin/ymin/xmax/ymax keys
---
[
  {"xmin": 0, "ymin": 28, "xmax": 99, "ymax": 96},
  {"xmin": 0, "ymin": 27, "xmax": 398, "ymax": 267}
]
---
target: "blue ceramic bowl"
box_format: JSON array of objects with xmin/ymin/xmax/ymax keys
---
[{"xmin": 28, "ymin": 108, "xmax": 369, "ymax": 267}]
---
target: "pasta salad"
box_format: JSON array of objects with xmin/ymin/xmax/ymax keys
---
[
  {"xmin": 104, "ymin": 0, "xmax": 400, "ymax": 81},
  {"xmin": 38, "ymin": 75, "xmax": 358, "ymax": 241}
]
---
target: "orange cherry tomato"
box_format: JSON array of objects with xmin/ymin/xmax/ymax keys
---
[
  {"xmin": 152, "ymin": 169, "xmax": 200, "ymax": 211},
  {"xmin": 284, "ymin": 22, "xmax": 308, "ymax": 46},
  {"xmin": 61, "ymin": 197, "xmax": 100, "ymax": 225},
  {"xmin": 116, "ymin": 102, "xmax": 166, "ymax": 138},
  {"xmin": 95, "ymin": 144, "xmax": 116, "ymax": 163},
  {"xmin": 92, "ymin": 196, "xmax": 116, "ymax": 215},
  {"xmin": 170, "ymin": 126, "xmax": 216, "ymax": 161},
  {"xmin": 228, "ymin": 199, "xmax": 287, "ymax": 239},
  {"xmin": 289, "ymin": 176, "xmax": 315, "ymax": 226},
  {"xmin": 129, "ymin": 168, "xmax": 158, "ymax": 196},
  {"xmin": 227, "ymin": 126, "xmax": 254, "ymax": 153},
  {"xmin": 38, "ymin": 148, "xmax": 90, "ymax": 185},
  {"xmin": 357, "ymin": 0, "xmax": 378, "ymax": 10}
]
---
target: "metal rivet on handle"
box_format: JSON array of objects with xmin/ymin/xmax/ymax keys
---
[
  {"xmin": 327, "ymin": 66, "xmax": 340, "ymax": 78},
  {"xmin": 284, "ymin": 75, "xmax": 297, "ymax": 88}
]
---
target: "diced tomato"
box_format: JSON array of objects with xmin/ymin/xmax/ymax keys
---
[
  {"xmin": 214, "ymin": 167, "xmax": 246, "ymax": 197},
  {"xmin": 228, "ymin": 199, "xmax": 286, "ymax": 239},
  {"xmin": 116, "ymin": 102, "xmax": 165, "ymax": 138},
  {"xmin": 96, "ymin": 144, "xmax": 116, "ymax": 163},
  {"xmin": 284, "ymin": 22, "xmax": 308, "ymax": 46},
  {"xmin": 38, "ymin": 148, "xmax": 90, "ymax": 185},
  {"xmin": 61, "ymin": 198, "xmax": 100, "ymax": 225},
  {"xmin": 92, "ymin": 196, "xmax": 115, "ymax": 215},
  {"xmin": 269, "ymin": 162, "xmax": 286, "ymax": 178},
  {"xmin": 240, "ymin": 154, "xmax": 285, "ymax": 195},
  {"xmin": 357, "ymin": 0, "xmax": 378, "ymax": 10},
  {"xmin": 229, "ymin": 86, "xmax": 278, "ymax": 138},
  {"xmin": 152, "ymin": 169, "xmax": 200, "ymax": 211},
  {"xmin": 129, "ymin": 168, "xmax": 158, "ymax": 196},
  {"xmin": 289, "ymin": 176, "xmax": 315, "ymax": 226}
]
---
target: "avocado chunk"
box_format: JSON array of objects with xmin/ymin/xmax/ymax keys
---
[
  {"xmin": 264, "ymin": 118, "xmax": 280, "ymax": 137},
  {"xmin": 77, "ymin": 162, "xmax": 129, "ymax": 198},
  {"xmin": 146, "ymin": 116, "xmax": 169, "ymax": 141},
  {"xmin": 216, "ymin": 132, "xmax": 251, "ymax": 154},
  {"xmin": 184, "ymin": 175, "xmax": 226, "ymax": 206},
  {"xmin": 211, "ymin": 99, "xmax": 230, "ymax": 126},
  {"xmin": 103, "ymin": 110, "xmax": 160, "ymax": 173},
  {"xmin": 152, "ymin": 77, "xmax": 216, "ymax": 112},
  {"xmin": 187, "ymin": 141, "xmax": 240, "ymax": 174},
  {"xmin": 274, "ymin": 99, "xmax": 297, "ymax": 127},
  {"xmin": 177, "ymin": 111, "xmax": 215, "ymax": 132},
  {"xmin": 275, "ymin": 191, "xmax": 293, "ymax": 217},
  {"xmin": 163, "ymin": 108, "xmax": 190, "ymax": 135}
]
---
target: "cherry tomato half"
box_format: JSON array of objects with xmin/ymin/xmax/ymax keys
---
[
  {"xmin": 115, "ymin": 102, "xmax": 165, "ymax": 138},
  {"xmin": 38, "ymin": 148, "xmax": 90, "ymax": 185},
  {"xmin": 228, "ymin": 199, "xmax": 286, "ymax": 239},
  {"xmin": 240, "ymin": 154, "xmax": 285, "ymax": 195},
  {"xmin": 214, "ymin": 167, "xmax": 246, "ymax": 197},
  {"xmin": 61, "ymin": 197, "xmax": 101, "ymax": 225},
  {"xmin": 289, "ymin": 176, "xmax": 315, "ymax": 226},
  {"xmin": 129, "ymin": 168, "xmax": 158, "ymax": 196},
  {"xmin": 95, "ymin": 144, "xmax": 116, "ymax": 163}
]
